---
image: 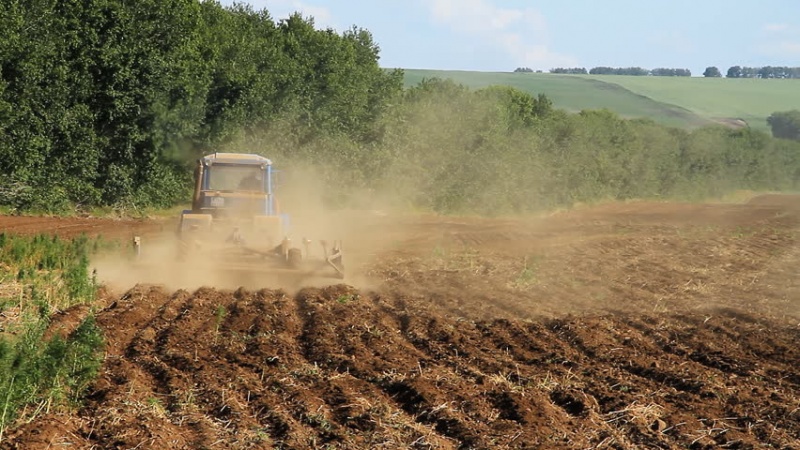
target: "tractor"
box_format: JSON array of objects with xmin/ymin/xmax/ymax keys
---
[{"xmin": 135, "ymin": 152, "xmax": 344, "ymax": 281}]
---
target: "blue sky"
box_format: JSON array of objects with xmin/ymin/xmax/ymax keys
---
[{"xmin": 220, "ymin": 0, "xmax": 800, "ymax": 75}]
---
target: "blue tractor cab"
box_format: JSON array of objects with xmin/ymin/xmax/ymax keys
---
[{"xmin": 191, "ymin": 153, "xmax": 278, "ymax": 217}]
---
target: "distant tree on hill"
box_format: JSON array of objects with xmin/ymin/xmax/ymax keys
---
[
  {"xmin": 767, "ymin": 110, "xmax": 800, "ymax": 140},
  {"xmin": 703, "ymin": 66, "xmax": 722, "ymax": 77},
  {"xmin": 589, "ymin": 66, "xmax": 650, "ymax": 76},
  {"xmin": 550, "ymin": 67, "xmax": 588, "ymax": 74},
  {"xmin": 651, "ymin": 68, "xmax": 691, "ymax": 77},
  {"xmin": 514, "ymin": 67, "xmax": 533, "ymax": 73},
  {"xmin": 741, "ymin": 67, "xmax": 759, "ymax": 78},
  {"xmin": 759, "ymin": 66, "xmax": 797, "ymax": 78},
  {"xmin": 727, "ymin": 65, "xmax": 800, "ymax": 78},
  {"xmin": 726, "ymin": 66, "xmax": 743, "ymax": 78}
]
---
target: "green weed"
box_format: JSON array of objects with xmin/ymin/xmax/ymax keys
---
[
  {"xmin": 0, "ymin": 233, "xmax": 106, "ymax": 435},
  {"xmin": 0, "ymin": 314, "xmax": 103, "ymax": 437},
  {"xmin": 213, "ymin": 304, "xmax": 228, "ymax": 344},
  {"xmin": 509, "ymin": 255, "xmax": 542, "ymax": 289},
  {"xmin": 336, "ymin": 294, "xmax": 358, "ymax": 304}
]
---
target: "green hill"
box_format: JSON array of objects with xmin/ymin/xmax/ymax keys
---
[
  {"xmin": 580, "ymin": 74, "xmax": 800, "ymax": 130},
  {"xmin": 403, "ymin": 69, "xmax": 800, "ymax": 130}
]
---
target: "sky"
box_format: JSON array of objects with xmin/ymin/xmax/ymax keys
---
[{"xmin": 220, "ymin": 0, "xmax": 800, "ymax": 75}]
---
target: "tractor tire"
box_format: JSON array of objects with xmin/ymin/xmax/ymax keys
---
[{"xmin": 287, "ymin": 247, "xmax": 302, "ymax": 269}]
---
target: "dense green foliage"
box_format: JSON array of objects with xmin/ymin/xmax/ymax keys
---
[
  {"xmin": 0, "ymin": 0, "xmax": 401, "ymax": 212},
  {"xmin": 0, "ymin": 234, "xmax": 104, "ymax": 434},
  {"xmin": 768, "ymin": 110, "xmax": 800, "ymax": 141},
  {"xmin": 1, "ymin": 1, "xmax": 800, "ymax": 215}
]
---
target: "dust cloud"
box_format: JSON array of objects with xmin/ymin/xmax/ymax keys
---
[{"xmin": 90, "ymin": 163, "xmax": 411, "ymax": 294}]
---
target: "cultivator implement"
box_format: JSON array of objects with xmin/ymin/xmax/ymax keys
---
[{"xmin": 176, "ymin": 227, "xmax": 345, "ymax": 280}]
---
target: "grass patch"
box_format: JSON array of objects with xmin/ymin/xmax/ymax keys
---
[{"xmin": 0, "ymin": 233, "xmax": 107, "ymax": 436}]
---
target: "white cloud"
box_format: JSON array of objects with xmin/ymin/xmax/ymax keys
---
[
  {"xmin": 428, "ymin": 0, "xmax": 575, "ymax": 69},
  {"xmin": 293, "ymin": 3, "xmax": 334, "ymax": 27},
  {"xmin": 237, "ymin": 0, "xmax": 335, "ymax": 29},
  {"xmin": 764, "ymin": 23, "xmax": 790, "ymax": 33},
  {"xmin": 431, "ymin": 0, "xmax": 545, "ymax": 34}
]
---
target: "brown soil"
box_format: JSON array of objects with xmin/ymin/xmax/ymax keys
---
[
  {"xmin": 0, "ymin": 215, "xmax": 163, "ymax": 239},
  {"xmin": 3, "ymin": 195, "xmax": 800, "ymax": 449}
]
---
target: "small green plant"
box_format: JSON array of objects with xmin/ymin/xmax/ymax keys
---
[
  {"xmin": 213, "ymin": 304, "xmax": 227, "ymax": 344},
  {"xmin": 214, "ymin": 304, "xmax": 227, "ymax": 325},
  {"xmin": 509, "ymin": 255, "xmax": 541, "ymax": 289},
  {"xmin": 145, "ymin": 396, "xmax": 168, "ymax": 416},
  {"xmin": 336, "ymin": 294, "xmax": 358, "ymax": 304},
  {"xmin": 305, "ymin": 412, "xmax": 334, "ymax": 432}
]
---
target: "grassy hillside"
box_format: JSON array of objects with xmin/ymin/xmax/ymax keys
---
[
  {"xmin": 403, "ymin": 69, "xmax": 800, "ymax": 130},
  {"xmin": 581, "ymin": 74, "xmax": 800, "ymax": 130}
]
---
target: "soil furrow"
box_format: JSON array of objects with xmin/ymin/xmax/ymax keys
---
[{"xmin": 5, "ymin": 195, "xmax": 800, "ymax": 448}]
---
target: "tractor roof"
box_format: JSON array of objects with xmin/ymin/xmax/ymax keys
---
[{"xmin": 201, "ymin": 153, "xmax": 273, "ymax": 166}]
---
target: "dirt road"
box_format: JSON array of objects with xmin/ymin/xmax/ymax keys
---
[{"xmin": 3, "ymin": 195, "xmax": 800, "ymax": 449}]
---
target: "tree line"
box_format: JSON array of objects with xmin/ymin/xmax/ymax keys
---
[
  {"xmin": 548, "ymin": 67, "xmax": 692, "ymax": 76},
  {"xmin": 549, "ymin": 68, "xmax": 588, "ymax": 74},
  {"xmin": 514, "ymin": 67, "xmax": 542, "ymax": 73},
  {"xmin": 2, "ymin": 0, "xmax": 800, "ymax": 215},
  {"xmin": 374, "ymin": 79, "xmax": 800, "ymax": 213},
  {"xmin": 548, "ymin": 66, "xmax": 800, "ymax": 79},
  {"xmin": 724, "ymin": 66, "xmax": 800, "ymax": 79}
]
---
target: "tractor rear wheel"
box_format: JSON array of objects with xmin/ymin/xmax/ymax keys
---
[{"xmin": 288, "ymin": 247, "xmax": 302, "ymax": 269}]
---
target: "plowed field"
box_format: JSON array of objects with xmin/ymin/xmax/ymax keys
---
[{"xmin": 3, "ymin": 195, "xmax": 800, "ymax": 449}]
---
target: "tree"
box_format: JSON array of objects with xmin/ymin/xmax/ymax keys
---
[
  {"xmin": 726, "ymin": 66, "xmax": 742, "ymax": 78},
  {"xmin": 767, "ymin": 110, "xmax": 800, "ymax": 141},
  {"xmin": 703, "ymin": 66, "xmax": 722, "ymax": 77}
]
